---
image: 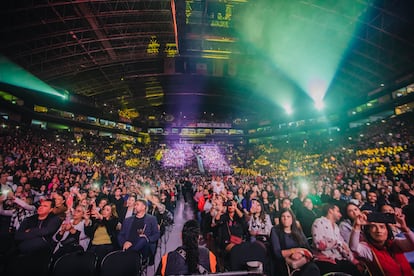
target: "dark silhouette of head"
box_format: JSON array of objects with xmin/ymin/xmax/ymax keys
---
[{"xmin": 182, "ymin": 219, "xmax": 201, "ymax": 273}]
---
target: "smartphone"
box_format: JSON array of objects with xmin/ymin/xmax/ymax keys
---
[
  {"xmin": 88, "ymin": 204, "xmax": 94, "ymax": 212},
  {"xmin": 367, "ymin": 212, "xmax": 396, "ymax": 224}
]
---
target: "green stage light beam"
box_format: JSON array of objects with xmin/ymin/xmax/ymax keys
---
[
  {"xmin": 235, "ymin": 59, "xmax": 298, "ymax": 115},
  {"xmin": 237, "ymin": 0, "xmax": 370, "ymax": 106},
  {"xmin": 0, "ymin": 56, "xmax": 67, "ymax": 100}
]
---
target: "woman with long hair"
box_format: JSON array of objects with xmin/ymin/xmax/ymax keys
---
[
  {"xmin": 350, "ymin": 210, "xmax": 414, "ymax": 275},
  {"xmin": 339, "ymin": 202, "xmax": 362, "ymax": 244},
  {"xmin": 235, "ymin": 187, "xmax": 244, "ymax": 205},
  {"xmin": 158, "ymin": 219, "xmax": 217, "ymax": 275},
  {"xmin": 270, "ymin": 208, "xmax": 320, "ymax": 276},
  {"xmin": 215, "ymin": 199, "xmax": 247, "ymax": 253},
  {"xmin": 85, "ymin": 203, "xmax": 119, "ymax": 263},
  {"xmin": 248, "ymin": 199, "xmax": 272, "ymax": 247},
  {"xmin": 260, "ymin": 190, "xmax": 271, "ymax": 214}
]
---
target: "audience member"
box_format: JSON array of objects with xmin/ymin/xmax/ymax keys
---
[
  {"xmin": 118, "ymin": 193, "xmax": 137, "ymax": 223},
  {"xmin": 52, "ymin": 204, "xmax": 90, "ymax": 259},
  {"xmin": 248, "ymin": 199, "xmax": 272, "ymax": 247},
  {"xmin": 157, "ymin": 219, "xmax": 217, "ymax": 275},
  {"xmin": 52, "ymin": 192, "xmax": 68, "ymax": 221},
  {"xmin": 118, "ymin": 198, "xmax": 160, "ymax": 258},
  {"xmin": 361, "ymin": 191, "xmax": 380, "ymax": 212},
  {"xmin": 312, "ymin": 203, "xmax": 361, "ymax": 275},
  {"xmin": 15, "ymin": 199, "xmax": 61, "ymax": 254},
  {"xmin": 350, "ymin": 209, "xmax": 414, "ymax": 275},
  {"xmin": 85, "ymin": 203, "xmax": 119, "ymax": 262},
  {"xmin": 339, "ymin": 202, "xmax": 363, "ymax": 244},
  {"xmin": 270, "ymin": 208, "xmax": 319, "ymax": 276},
  {"xmin": 296, "ymin": 197, "xmax": 319, "ymax": 238}
]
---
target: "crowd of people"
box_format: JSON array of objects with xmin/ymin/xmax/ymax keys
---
[
  {"xmin": 0, "ymin": 111, "xmax": 413, "ymax": 275},
  {"xmin": 161, "ymin": 143, "xmax": 232, "ymax": 173}
]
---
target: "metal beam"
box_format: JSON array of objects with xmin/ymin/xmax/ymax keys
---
[{"xmin": 75, "ymin": 1, "xmax": 117, "ymax": 60}]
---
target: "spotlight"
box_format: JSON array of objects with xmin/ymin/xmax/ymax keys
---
[
  {"xmin": 284, "ymin": 105, "xmax": 293, "ymax": 115},
  {"xmin": 314, "ymin": 100, "xmax": 324, "ymax": 111},
  {"xmin": 300, "ymin": 182, "xmax": 309, "ymax": 191}
]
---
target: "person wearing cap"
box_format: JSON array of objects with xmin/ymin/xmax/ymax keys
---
[{"xmin": 118, "ymin": 198, "xmax": 160, "ymax": 258}]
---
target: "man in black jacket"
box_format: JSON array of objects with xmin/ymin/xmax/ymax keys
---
[{"xmin": 15, "ymin": 198, "xmax": 61, "ymax": 254}]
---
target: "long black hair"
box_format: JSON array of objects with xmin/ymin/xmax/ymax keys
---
[
  {"xmin": 363, "ymin": 223, "xmax": 394, "ymax": 248},
  {"xmin": 252, "ymin": 199, "xmax": 267, "ymax": 224},
  {"xmin": 277, "ymin": 208, "xmax": 309, "ymax": 249},
  {"xmin": 182, "ymin": 219, "xmax": 201, "ymax": 273},
  {"xmin": 343, "ymin": 202, "xmax": 360, "ymax": 222}
]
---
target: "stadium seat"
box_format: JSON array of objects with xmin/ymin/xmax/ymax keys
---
[
  {"xmin": 5, "ymin": 251, "xmax": 51, "ymax": 276},
  {"xmin": 229, "ymin": 241, "xmax": 267, "ymax": 272},
  {"xmin": 322, "ymin": 273, "xmax": 353, "ymax": 276},
  {"xmin": 100, "ymin": 250, "xmax": 141, "ymax": 276},
  {"xmin": 51, "ymin": 251, "xmax": 97, "ymax": 276}
]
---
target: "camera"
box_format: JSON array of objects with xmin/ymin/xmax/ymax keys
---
[
  {"xmin": 224, "ymin": 200, "xmax": 233, "ymax": 207},
  {"xmin": 367, "ymin": 212, "xmax": 396, "ymax": 224}
]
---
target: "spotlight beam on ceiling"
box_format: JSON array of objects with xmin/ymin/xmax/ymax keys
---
[{"xmin": 0, "ymin": 56, "xmax": 67, "ymax": 100}]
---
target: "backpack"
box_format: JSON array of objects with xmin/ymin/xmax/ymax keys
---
[{"xmin": 176, "ymin": 247, "xmax": 208, "ymax": 274}]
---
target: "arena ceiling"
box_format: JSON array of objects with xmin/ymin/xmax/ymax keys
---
[{"xmin": 1, "ymin": 0, "xmax": 414, "ymax": 123}]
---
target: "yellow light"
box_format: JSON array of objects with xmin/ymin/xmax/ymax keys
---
[
  {"xmin": 146, "ymin": 36, "xmax": 160, "ymax": 55},
  {"xmin": 202, "ymin": 49, "xmax": 232, "ymax": 54},
  {"xmin": 34, "ymin": 105, "xmax": 48, "ymax": 113},
  {"xmin": 205, "ymin": 37, "xmax": 236, "ymax": 43},
  {"xmin": 201, "ymin": 54, "xmax": 230, "ymax": 60},
  {"xmin": 165, "ymin": 43, "xmax": 178, "ymax": 57}
]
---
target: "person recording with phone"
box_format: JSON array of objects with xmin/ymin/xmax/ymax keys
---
[
  {"xmin": 350, "ymin": 209, "xmax": 414, "ymax": 275},
  {"xmin": 380, "ymin": 204, "xmax": 402, "ymax": 237},
  {"xmin": 85, "ymin": 203, "xmax": 119, "ymax": 263},
  {"xmin": 213, "ymin": 199, "xmax": 247, "ymax": 257},
  {"xmin": 52, "ymin": 205, "xmax": 90, "ymax": 260}
]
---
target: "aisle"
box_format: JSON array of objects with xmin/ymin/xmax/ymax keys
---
[{"xmin": 147, "ymin": 197, "xmax": 195, "ymax": 275}]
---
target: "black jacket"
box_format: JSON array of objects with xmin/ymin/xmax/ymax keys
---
[
  {"xmin": 85, "ymin": 217, "xmax": 119, "ymax": 249},
  {"xmin": 15, "ymin": 213, "xmax": 61, "ymax": 254},
  {"xmin": 157, "ymin": 246, "xmax": 217, "ymax": 276}
]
